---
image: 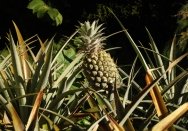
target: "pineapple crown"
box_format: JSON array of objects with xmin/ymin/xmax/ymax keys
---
[{"xmin": 77, "ymin": 20, "xmax": 106, "ymax": 52}]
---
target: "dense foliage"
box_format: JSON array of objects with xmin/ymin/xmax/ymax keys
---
[{"xmin": 0, "ymin": 1, "xmax": 188, "ymax": 130}]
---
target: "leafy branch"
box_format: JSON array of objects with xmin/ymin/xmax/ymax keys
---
[{"xmin": 27, "ymin": 0, "xmax": 63, "ymax": 26}]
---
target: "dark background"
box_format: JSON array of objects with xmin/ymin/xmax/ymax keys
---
[{"xmin": 0, "ymin": 0, "xmax": 187, "ymax": 65}]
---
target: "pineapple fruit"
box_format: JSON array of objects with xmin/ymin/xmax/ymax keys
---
[{"xmin": 78, "ymin": 21, "xmax": 122, "ymax": 90}]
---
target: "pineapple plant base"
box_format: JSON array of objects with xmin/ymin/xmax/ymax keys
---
[{"xmin": 78, "ymin": 21, "xmax": 122, "ymax": 90}]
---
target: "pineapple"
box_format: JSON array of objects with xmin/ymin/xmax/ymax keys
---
[{"xmin": 78, "ymin": 21, "xmax": 122, "ymax": 90}]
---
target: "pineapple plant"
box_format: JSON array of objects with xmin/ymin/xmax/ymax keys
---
[
  {"xmin": 0, "ymin": 22, "xmax": 86, "ymax": 130},
  {"xmin": 0, "ymin": 13, "xmax": 188, "ymax": 131},
  {"xmin": 77, "ymin": 21, "xmax": 122, "ymax": 90}
]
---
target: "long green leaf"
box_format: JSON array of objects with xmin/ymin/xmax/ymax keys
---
[
  {"xmin": 119, "ymin": 52, "xmax": 188, "ymax": 126},
  {"xmin": 12, "ymin": 21, "xmax": 31, "ymax": 82},
  {"xmin": 36, "ymin": 38, "xmax": 53, "ymax": 91},
  {"xmin": 9, "ymin": 32, "xmax": 25, "ymax": 99},
  {"xmin": 52, "ymin": 30, "xmax": 78, "ymax": 66},
  {"xmin": 146, "ymin": 28, "xmax": 168, "ymax": 85},
  {"xmin": 53, "ymin": 53, "xmax": 84, "ymax": 87},
  {"xmin": 47, "ymin": 88, "xmax": 87, "ymax": 110},
  {"xmin": 108, "ymin": 8, "xmax": 149, "ymax": 71},
  {"xmin": 30, "ymin": 38, "xmax": 53, "ymax": 93}
]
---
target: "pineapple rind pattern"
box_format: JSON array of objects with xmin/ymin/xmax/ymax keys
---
[{"xmin": 83, "ymin": 50, "xmax": 121, "ymax": 89}]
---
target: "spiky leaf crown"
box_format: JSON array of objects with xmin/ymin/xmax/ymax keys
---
[{"xmin": 78, "ymin": 21, "xmax": 106, "ymax": 52}]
